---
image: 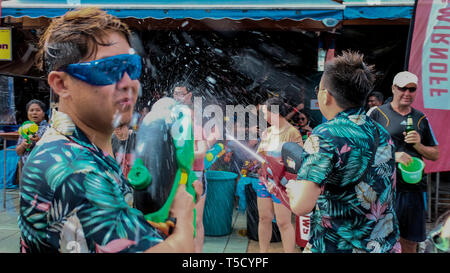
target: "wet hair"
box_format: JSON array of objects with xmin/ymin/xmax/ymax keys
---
[
  {"xmin": 322, "ymin": 51, "xmax": 375, "ymax": 109},
  {"xmin": 26, "ymin": 99, "xmax": 47, "ymax": 113},
  {"xmin": 36, "ymin": 7, "xmax": 131, "ymax": 73},
  {"xmin": 172, "ymin": 81, "xmax": 193, "ymax": 94},
  {"xmin": 263, "ymin": 97, "xmax": 289, "ymax": 118},
  {"xmin": 368, "ymin": 91, "xmax": 384, "ymax": 103}
]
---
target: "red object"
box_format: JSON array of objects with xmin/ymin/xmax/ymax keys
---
[
  {"xmin": 259, "ymin": 155, "xmax": 296, "ymax": 210},
  {"xmin": 408, "ymin": 0, "xmax": 450, "ymax": 173},
  {"xmin": 295, "ymin": 214, "xmax": 311, "ymax": 248}
]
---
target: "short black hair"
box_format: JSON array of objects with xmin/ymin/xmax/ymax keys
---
[
  {"xmin": 368, "ymin": 91, "xmax": 384, "ymax": 103},
  {"xmin": 263, "ymin": 97, "xmax": 289, "ymax": 118},
  {"xmin": 322, "ymin": 51, "xmax": 375, "ymax": 109},
  {"xmin": 26, "ymin": 99, "xmax": 47, "ymax": 113},
  {"xmin": 172, "ymin": 81, "xmax": 192, "ymax": 93}
]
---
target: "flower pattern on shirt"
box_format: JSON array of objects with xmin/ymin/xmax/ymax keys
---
[
  {"xmin": 18, "ymin": 110, "xmax": 165, "ymax": 253},
  {"xmin": 298, "ymin": 108, "xmax": 401, "ymax": 253}
]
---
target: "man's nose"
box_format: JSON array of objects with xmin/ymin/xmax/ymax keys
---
[{"xmin": 117, "ymin": 72, "xmax": 138, "ymax": 91}]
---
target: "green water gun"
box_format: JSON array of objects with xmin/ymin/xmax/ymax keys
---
[
  {"xmin": 18, "ymin": 121, "xmax": 39, "ymax": 151},
  {"xmin": 128, "ymin": 98, "xmax": 197, "ymax": 236}
]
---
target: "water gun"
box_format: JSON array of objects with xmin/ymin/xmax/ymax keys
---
[
  {"xmin": 259, "ymin": 142, "xmax": 304, "ymax": 209},
  {"xmin": 128, "ymin": 97, "xmax": 197, "ymax": 237},
  {"xmin": 204, "ymin": 142, "xmax": 225, "ymax": 170},
  {"xmin": 18, "ymin": 121, "xmax": 39, "ymax": 151}
]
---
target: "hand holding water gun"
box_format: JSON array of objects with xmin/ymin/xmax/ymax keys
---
[
  {"xmin": 259, "ymin": 142, "xmax": 304, "ymax": 209},
  {"xmin": 128, "ymin": 97, "xmax": 198, "ymax": 237},
  {"xmin": 18, "ymin": 121, "xmax": 39, "ymax": 151}
]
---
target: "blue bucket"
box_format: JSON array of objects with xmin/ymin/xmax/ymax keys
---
[{"xmin": 203, "ymin": 170, "xmax": 238, "ymax": 236}]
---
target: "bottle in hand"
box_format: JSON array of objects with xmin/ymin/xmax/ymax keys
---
[{"xmin": 405, "ymin": 114, "xmax": 414, "ymax": 134}]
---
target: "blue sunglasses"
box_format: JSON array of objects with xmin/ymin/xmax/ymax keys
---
[{"xmin": 61, "ymin": 54, "xmax": 142, "ymax": 86}]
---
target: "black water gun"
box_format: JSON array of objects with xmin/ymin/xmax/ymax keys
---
[{"xmin": 128, "ymin": 97, "xmax": 197, "ymax": 236}]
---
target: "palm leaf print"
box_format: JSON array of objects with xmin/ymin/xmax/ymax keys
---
[
  {"xmin": 373, "ymin": 144, "xmax": 392, "ymax": 166},
  {"xmin": 355, "ymin": 182, "xmax": 377, "ymax": 210},
  {"xmin": 300, "ymin": 152, "xmax": 333, "ymax": 183},
  {"xmin": 337, "ymin": 218, "xmax": 372, "ymax": 251},
  {"xmin": 348, "ymin": 114, "xmax": 367, "ymax": 126},
  {"xmin": 326, "ymin": 119, "xmax": 370, "ymax": 149},
  {"xmin": 374, "ymin": 162, "xmax": 393, "ymax": 179},
  {"xmin": 80, "ymin": 172, "xmax": 146, "ymax": 246},
  {"xmin": 326, "ymin": 191, "xmax": 357, "ymax": 219},
  {"xmin": 58, "ymin": 213, "xmax": 89, "ymax": 253},
  {"xmin": 46, "ymin": 155, "xmax": 96, "ymax": 192},
  {"xmin": 369, "ymin": 213, "xmax": 394, "ymax": 240},
  {"xmin": 340, "ymin": 148, "xmax": 369, "ymax": 186}
]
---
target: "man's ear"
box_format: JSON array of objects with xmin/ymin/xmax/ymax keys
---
[
  {"xmin": 324, "ymin": 90, "xmax": 336, "ymax": 107},
  {"xmin": 48, "ymin": 71, "xmax": 71, "ymax": 99}
]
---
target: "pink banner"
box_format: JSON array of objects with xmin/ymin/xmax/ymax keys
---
[{"xmin": 409, "ymin": 0, "xmax": 450, "ymax": 173}]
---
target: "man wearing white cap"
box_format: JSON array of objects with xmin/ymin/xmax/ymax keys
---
[{"xmin": 370, "ymin": 71, "xmax": 440, "ymax": 253}]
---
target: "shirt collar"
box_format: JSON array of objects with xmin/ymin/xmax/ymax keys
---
[
  {"xmin": 335, "ymin": 107, "xmax": 365, "ymax": 119},
  {"xmin": 49, "ymin": 109, "xmax": 121, "ymax": 173},
  {"xmin": 49, "ymin": 109, "xmax": 98, "ymax": 151},
  {"xmin": 38, "ymin": 120, "xmax": 49, "ymax": 127}
]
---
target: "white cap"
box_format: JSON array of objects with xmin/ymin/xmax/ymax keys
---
[{"xmin": 393, "ymin": 71, "xmax": 418, "ymax": 87}]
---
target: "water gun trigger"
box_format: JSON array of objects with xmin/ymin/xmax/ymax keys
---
[
  {"xmin": 179, "ymin": 170, "xmax": 188, "ymax": 185},
  {"xmin": 147, "ymin": 217, "xmax": 177, "ymax": 237}
]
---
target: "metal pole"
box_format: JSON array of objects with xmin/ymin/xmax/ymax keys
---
[
  {"xmin": 3, "ymin": 138, "xmax": 7, "ymax": 209},
  {"xmin": 427, "ymin": 173, "xmax": 431, "ymax": 222},
  {"xmin": 435, "ymin": 172, "xmax": 440, "ymax": 219},
  {"xmin": 403, "ymin": 0, "xmax": 418, "ymax": 70}
]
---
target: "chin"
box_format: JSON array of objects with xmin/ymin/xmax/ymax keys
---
[{"xmin": 400, "ymin": 101, "xmax": 412, "ymax": 107}]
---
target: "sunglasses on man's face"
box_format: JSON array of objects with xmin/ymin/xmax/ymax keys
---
[
  {"xmin": 174, "ymin": 91, "xmax": 188, "ymax": 96},
  {"xmin": 396, "ymin": 85, "xmax": 417, "ymax": 93},
  {"xmin": 61, "ymin": 54, "xmax": 142, "ymax": 86}
]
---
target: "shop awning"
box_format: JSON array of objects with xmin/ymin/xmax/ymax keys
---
[
  {"xmin": 1, "ymin": 0, "xmax": 344, "ymax": 21},
  {"xmin": 343, "ymin": 0, "xmax": 415, "ymax": 20}
]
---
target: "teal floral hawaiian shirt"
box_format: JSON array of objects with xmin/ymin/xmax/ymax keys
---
[
  {"xmin": 18, "ymin": 110, "xmax": 166, "ymax": 253},
  {"xmin": 298, "ymin": 107, "xmax": 401, "ymax": 253}
]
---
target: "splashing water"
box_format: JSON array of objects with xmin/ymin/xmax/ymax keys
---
[
  {"xmin": 225, "ymin": 132, "xmax": 265, "ymax": 163},
  {"xmin": 112, "ymin": 111, "xmax": 122, "ymax": 129}
]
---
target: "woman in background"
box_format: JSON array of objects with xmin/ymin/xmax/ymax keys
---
[
  {"xmin": 256, "ymin": 97, "xmax": 303, "ymax": 253},
  {"xmin": 16, "ymin": 99, "xmax": 50, "ymax": 164}
]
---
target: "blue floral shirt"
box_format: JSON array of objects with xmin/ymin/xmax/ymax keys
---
[
  {"xmin": 18, "ymin": 110, "xmax": 166, "ymax": 253},
  {"xmin": 298, "ymin": 108, "xmax": 401, "ymax": 253}
]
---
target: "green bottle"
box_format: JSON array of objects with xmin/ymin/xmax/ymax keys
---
[{"xmin": 405, "ymin": 114, "xmax": 414, "ymax": 134}]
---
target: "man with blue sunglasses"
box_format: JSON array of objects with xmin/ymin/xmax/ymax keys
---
[{"xmin": 18, "ymin": 7, "xmax": 198, "ymax": 253}]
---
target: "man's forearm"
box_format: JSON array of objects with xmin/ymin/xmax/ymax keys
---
[
  {"xmin": 413, "ymin": 143, "xmax": 439, "ymax": 161},
  {"xmin": 286, "ymin": 180, "xmax": 321, "ymax": 216}
]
